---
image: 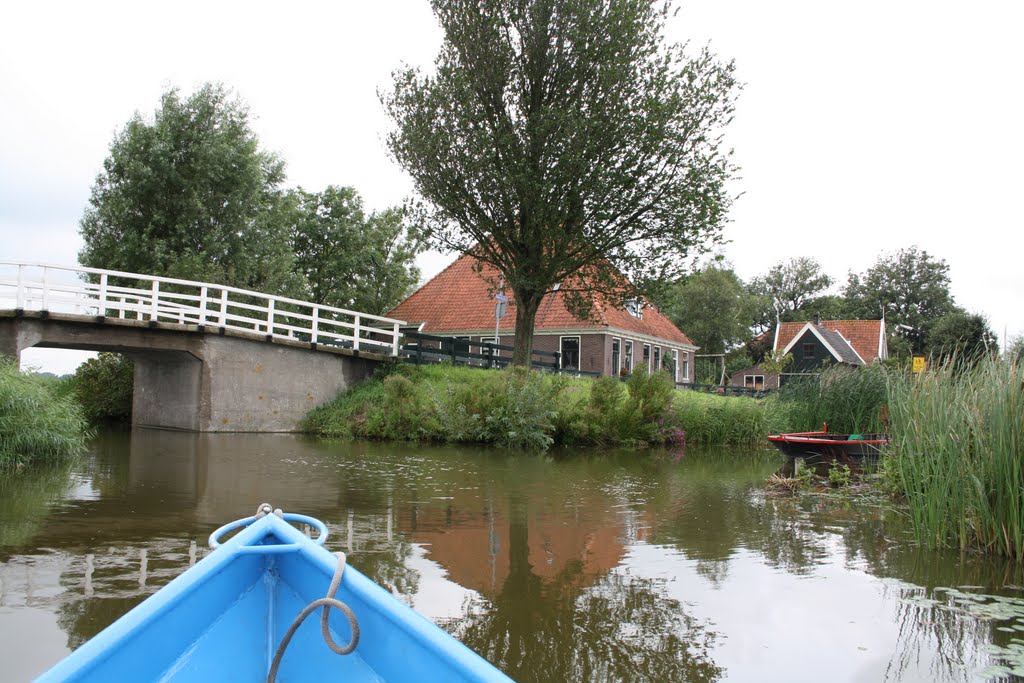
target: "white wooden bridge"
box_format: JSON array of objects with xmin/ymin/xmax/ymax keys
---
[{"xmin": 0, "ymin": 262, "xmax": 407, "ymax": 432}]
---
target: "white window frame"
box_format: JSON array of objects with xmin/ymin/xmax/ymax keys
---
[
  {"xmin": 672, "ymin": 349, "xmax": 679, "ymax": 383},
  {"xmin": 642, "ymin": 344, "xmax": 651, "ymax": 371},
  {"xmin": 624, "ymin": 299, "xmax": 643, "ymax": 319},
  {"xmin": 681, "ymin": 354, "xmax": 689, "ymax": 382},
  {"xmin": 559, "ymin": 335, "xmax": 581, "ymax": 370},
  {"xmin": 653, "ymin": 346, "xmax": 661, "ymax": 370},
  {"xmin": 744, "ymin": 374, "xmax": 766, "ymax": 389},
  {"xmin": 611, "ymin": 337, "xmax": 621, "ymax": 376},
  {"xmin": 624, "ymin": 340, "xmax": 633, "ymax": 372}
]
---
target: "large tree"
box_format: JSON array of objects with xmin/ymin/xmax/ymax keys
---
[
  {"xmin": 289, "ymin": 186, "xmax": 425, "ymax": 315},
  {"xmin": 843, "ymin": 246, "xmax": 956, "ymax": 352},
  {"xmin": 927, "ymin": 311, "xmax": 997, "ymax": 364},
  {"xmin": 748, "ymin": 257, "xmax": 834, "ymax": 325},
  {"xmin": 658, "ymin": 262, "xmax": 758, "ymax": 355},
  {"xmin": 384, "ymin": 0, "xmax": 738, "ymax": 365},
  {"xmin": 79, "ymin": 83, "xmax": 300, "ymax": 294}
]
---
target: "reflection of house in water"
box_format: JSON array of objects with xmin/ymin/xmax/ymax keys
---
[{"xmin": 394, "ymin": 490, "xmax": 634, "ymax": 596}]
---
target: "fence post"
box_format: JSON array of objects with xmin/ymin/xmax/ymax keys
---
[
  {"xmin": 353, "ymin": 315, "xmax": 361, "ymax": 351},
  {"xmin": 553, "ymin": 351, "xmax": 560, "ymax": 372},
  {"xmin": 15, "ymin": 264, "xmax": 24, "ymax": 310},
  {"xmin": 219, "ymin": 290, "xmax": 228, "ymax": 328},
  {"xmin": 98, "ymin": 273, "xmax": 108, "ymax": 317},
  {"xmin": 311, "ymin": 307, "xmax": 320, "ymax": 346},
  {"xmin": 265, "ymin": 298, "xmax": 275, "ymax": 339},
  {"xmin": 392, "ymin": 322, "xmax": 400, "ymax": 356},
  {"xmin": 450, "ymin": 338, "xmax": 456, "ymax": 364},
  {"xmin": 41, "ymin": 267, "xmax": 49, "ymax": 311},
  {"xmin": 149, "ymin": 280, "xmax": 160, "ymax": 322},
  {"xmin": 198, "ymin": 286, "xmax": 208, "ymax": 326}
]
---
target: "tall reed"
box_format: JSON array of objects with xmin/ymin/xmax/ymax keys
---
[
  {"xmin": 885, "ymin": 357, "xmax": 1024, "ymax": 558},
  {"xmin": 0, "ymin": 357, "xmax": 91, "ymax": 469},
  {"xmin": 777, "ymin": 363, "xmax": 889, "ymax": 434}
]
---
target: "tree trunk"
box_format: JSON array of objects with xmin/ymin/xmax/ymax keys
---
[{"xmin": 511, "ymin": 292, "xmax": 542, "ymax": 367}]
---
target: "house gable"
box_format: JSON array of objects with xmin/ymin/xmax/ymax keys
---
[
  {"xmin": 775, "ymin": 319, "xmax": 886, "ymax": 364},
  {"xmin": 782, "ymin": 324, "xmax": 864, "ymax": 371}
]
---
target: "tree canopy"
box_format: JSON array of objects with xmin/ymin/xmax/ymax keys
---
[
  {"xmin": 927, "ymin": 311, "xmax": 997, "ymax": 364},
  {"xmin": 289, "ymin": 186, "xmax": 425, "ymax": 315},
  {"xmin": 384, "ymin": 0, "xmax": 738, "ymax": 364},
  {"xmin": 79, "ymin": 83, "xmax": 300, "ymax": 294},
  {"xmin": 657, "ymin": 262, "xmax": 758, "ymax": 355},
  {"xmin": 748, "ymin": 257, "xmax": 834, "ymax": 325},
  {"xmin": 843, "ymin": 246, "xmax": 956, "ymax": 346}
]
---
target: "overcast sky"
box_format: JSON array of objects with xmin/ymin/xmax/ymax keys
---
[{"xmin": 2, "ymin": 1, "xmax": 1021, "ymax": 373}]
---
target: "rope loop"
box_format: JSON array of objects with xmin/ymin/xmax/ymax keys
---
[{"xmin": 267, "ymin": 551, "xmax": 359, "ymax": 682}]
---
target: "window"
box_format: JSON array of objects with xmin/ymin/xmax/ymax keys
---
[
  {"xmin": 624, "ymin": 341, "xmax": 633, "ymax": 373},
  {"xmin": 560, "ymin": 336, "xmax": 581, "ymax": 370},
  {"xmin": 802, "ymin": 343, "xmax": 816, "ymax": 360},
  {"xmin": 653, "ymin": 346, "xmax": 661, "ymax": 370},
  {"xmin": 611, "ymin": 338, "xmax": 621, "ymax": 375},
  {"xmin": 681, "ymin": 355, "xmax": 689, "ymax": 382},
  {"xmin": 744, "ymin": 375, "xmax": 765, "ymax": 389},
  {"xmin": 670, "ymin": 349, "xmax": 679, "ymax": 382},
  {"xmin": 624, "ymin": 299, "xmax": 643, "ymax": 319},
  {"xmin": 642, "ymin": 344, "xmax": 651, "ymax": 371}
]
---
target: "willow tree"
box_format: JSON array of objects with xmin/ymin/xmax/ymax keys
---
[{"xmin": 384, "ymin": 0, "xmax": 738, "ymax": 365}]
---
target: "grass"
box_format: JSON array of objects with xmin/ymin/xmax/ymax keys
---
[
  {"xmin": 884, "ymin": 356, "xmax": 1024, "ymax": 558},
  {"xmin": 0, "ymin": 356, "xmax": 91, "ymax": 469},
  {"xmin": 304, "ymin": 363, "xmax": 788, "ymax": 451}
]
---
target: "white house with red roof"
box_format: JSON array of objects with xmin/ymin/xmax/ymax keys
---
[{"xmin": 388, "ymin": 254, "xmax": 698, "ymax": 382}]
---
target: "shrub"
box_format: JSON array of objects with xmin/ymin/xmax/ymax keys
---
[
  {"xmin": 0, "ymin": 357, "xmax": 90, "ymax": 469},
  {"xmin": 71, "ymin": 352, "xmax": 134, "ymax": 423}
]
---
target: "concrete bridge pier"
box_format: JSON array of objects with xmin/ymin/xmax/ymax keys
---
[{"xmin": 0, "ymin": 312, "xmax": 386, "ymax": 432}]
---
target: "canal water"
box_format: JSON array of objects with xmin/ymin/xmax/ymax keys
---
[{"xmin": 3, "ymin": 429, "xmax": 1024, "ymax": 682}]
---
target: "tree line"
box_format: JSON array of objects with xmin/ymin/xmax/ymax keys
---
[
  {"xmin": 79, "ymin": 83, "xmax": 425, "ymax": 316},
  {"xmin": 652, "ymin": 249, "xmax": 1005, "ymax": 381}
]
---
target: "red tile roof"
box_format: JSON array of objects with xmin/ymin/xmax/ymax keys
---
[
  {"xmin": 775, "ymin": 319, "xmax": 886, "ymax": 362},
  {"xmin": 388, "ymin": 254, "xmax": 695, "ymax": 347}
]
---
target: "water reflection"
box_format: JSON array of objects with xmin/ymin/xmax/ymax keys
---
[{"xmin": 1, "ymin": 431, "xmax": 1022, "ymax": 681}]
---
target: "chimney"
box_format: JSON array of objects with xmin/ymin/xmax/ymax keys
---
[{"xmin": 813, "ymin": 312, "xmax": 821, "ymax": 325}]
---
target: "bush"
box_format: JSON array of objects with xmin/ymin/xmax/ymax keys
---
[
  {"xmin": 71, "ymin": 353, "xmax": 134, "ymax": 423},
  {"xmin": 0, "ymin": 357, "xmax": 90, "ymax": 469}
]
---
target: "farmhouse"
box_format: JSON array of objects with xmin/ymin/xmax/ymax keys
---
[{"xmin": 388, "ymin": 254, "xmax": 697, "ymax": 382}]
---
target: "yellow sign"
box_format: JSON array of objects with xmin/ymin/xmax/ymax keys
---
[{"xmin": 912, "ymin": 356, "xmax": 926, "ymax": 374}]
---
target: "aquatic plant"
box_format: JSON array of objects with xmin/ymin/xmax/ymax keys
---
[
  {"xmin": 0, "ymin": 357, "xmax": 90, "ymax": 469},
  {"xmin": 776, "ymin": 362, "xmax": 889, "ymax": 434},
  {"xmin": 885, "ymin": 356, "xmax": 1024, "ymax": 558}
]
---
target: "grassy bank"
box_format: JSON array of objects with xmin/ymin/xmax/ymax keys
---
[
  {"xmin": 885, "ymin": 357, "xmax": 1024, "ymax": 558},
  {"xmin": 304, "ymin": 364, "xmax": 789, "ymax": 450},
  {"xmin": 0, "ymin": 357, "xmax": 90, "ymax": 469}
]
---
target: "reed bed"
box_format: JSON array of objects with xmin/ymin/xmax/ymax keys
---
[
  {"xmin": 777, "ymin": 363, "xmax": 889, "ymax": 434},
  {"xmin": 0, "ymin": 357, "xmax": 90, "ymax": 469},
  {"xmin": 885, "ymin": 357, "xmax": 1024, "ymax": 558}
]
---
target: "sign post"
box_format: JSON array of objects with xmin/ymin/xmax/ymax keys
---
[{"xmin": 494, "ymin": 294, "xmax": 508, "ymax": 347}]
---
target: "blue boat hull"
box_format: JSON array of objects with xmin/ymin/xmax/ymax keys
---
[{"xmin": 36, "ymin": 511, "xmax": 513, "ymax": 682}]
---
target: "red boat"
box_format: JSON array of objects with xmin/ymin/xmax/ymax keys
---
[{"xmin": 767, "ymin": 425, "xmax": 889, "ymax": 464}]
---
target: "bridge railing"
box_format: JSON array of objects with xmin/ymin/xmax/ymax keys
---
[{"xmin": 0, "ymin": 262, "xmax": 406, "ymax": 356}]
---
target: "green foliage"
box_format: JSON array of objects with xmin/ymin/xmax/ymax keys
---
[
  {"xmin": 777, "ymin": 363, "xmax": 889, "ymax": 434},
  {"xmin": 885, "ymin": 356, "xmax": 1024, "ymax": 558},
  {"xmin": 827, "ymin": 462, "xmax": 852, "ymax": 488},
  {"xmin": 305, "ymin": 364, "xmax": 786, "ymax": 450},
  {"xmin": 79, "ymin": 83, "xmax": 301, "ymax": 295},
  {"xmin": 926, "ymin": 311, "xmax": 998, "ymax": 365},
  {"xmin": 748, "ymin": 257, "xmax": 834, "ymax": 324},
  {"xmin": 71, "ymin": 353, "xmax": 134, "ymax": 423},
  {"xmin": 289, "ymin": 186, "xmax": 425, "ymax": 314},
  {"xmin": 656, "ymin": 263, "xmax": 760, "ymax": 355},
  {"xmin": 0, "ymin": 357, "xmax": 90, "ymax": 469},
  {"xmin": 384, "ymin": 0, "xmax": 738, "ymax": 365},
  {"xmin": 843, "ymin": 246, "xmax": 956, "ymax": 354}
]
